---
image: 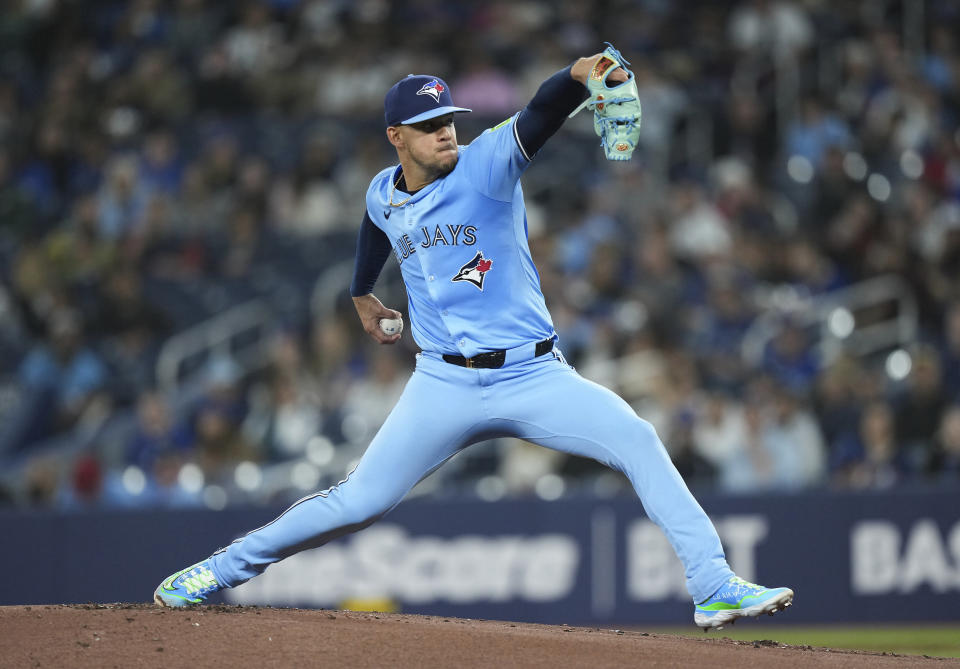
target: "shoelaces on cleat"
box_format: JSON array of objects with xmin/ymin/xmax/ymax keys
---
[
  {"xmin": 177, "ymin": 566, "xmax": 219, "ymax": 596},
  {"xmin": 714, "ymin": 576, "xmax": 765, "ymax": 601}
]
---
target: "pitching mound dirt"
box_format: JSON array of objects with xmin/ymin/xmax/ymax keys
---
[{"xmin": 0, "ymin": 604, "xmax": 955, "ymax": 668}]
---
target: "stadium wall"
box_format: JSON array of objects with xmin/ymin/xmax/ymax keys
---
[{"xmin": 4, "ymin": 489, "xmax": 958, "ymax": 624}]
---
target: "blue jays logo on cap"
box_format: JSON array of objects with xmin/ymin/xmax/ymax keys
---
[
  {"xmin": 452, "ymin": 251, "xmax": 493, "ymax": 290},
  {"xmin": 384, "ymin": 74, "xmax": 472, "ymax": 127},
  {"xmin": 417, "ymin": 79, "xmax": 445, "ymax": 103}
]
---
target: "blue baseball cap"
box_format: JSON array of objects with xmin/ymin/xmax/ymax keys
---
[{"xmin": 384, "ymin": 75, "xmax": 472, "ymax": 127}]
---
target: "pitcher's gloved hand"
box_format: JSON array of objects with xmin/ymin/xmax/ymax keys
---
[{"xmin": 569, "ymin": 43, "xmax": 642, "ymax": 161}]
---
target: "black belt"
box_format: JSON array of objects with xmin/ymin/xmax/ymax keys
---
[{"xmin": 442, "ymin": 338, "xmax": 554, "ymax": 369}]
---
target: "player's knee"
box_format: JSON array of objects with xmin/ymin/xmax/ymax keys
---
[
  {"xmin": 340, "ymin": 491, "xmax": 397, "ymax": 526},
  {"xmin": 602, "ymin": 417, "xmax": 664, "ymax": 471},
  {"xmin": 633, "ymin": 417, "xmax": 663, "ymax": 446}
]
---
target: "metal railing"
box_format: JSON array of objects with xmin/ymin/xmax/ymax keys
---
[
  {"xmin": 155, "ymin": 299, "xmax": 277, "ymax": 394},
  {"xmin": 741, "ymin": 274, "xmax": 919, "ymax": 367}
]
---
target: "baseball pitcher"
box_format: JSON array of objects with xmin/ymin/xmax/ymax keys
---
[{"xmin": 155, "ymin": 45, "xmax": 794, "ymax": 630}]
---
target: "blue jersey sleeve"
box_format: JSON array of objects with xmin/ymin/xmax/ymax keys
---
[{"xmin": 458, "ymin": 114, "xmax": 530, "ymax": 202}]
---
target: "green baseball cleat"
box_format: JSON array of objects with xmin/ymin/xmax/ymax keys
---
[
  {"xmin": 694, "ymin": 576, "xmax": 794, "ymax": 631},
  {"xmin": 154, "ymin": 559, "xmax": 222, "ymax": 607}
]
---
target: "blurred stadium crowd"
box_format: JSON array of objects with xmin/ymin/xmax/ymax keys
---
[{"xmin": 1, "ymin": 0, "xmax": 959, "ymax": 511}]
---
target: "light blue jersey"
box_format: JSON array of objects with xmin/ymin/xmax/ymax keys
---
[{"xmin": 365, "ymin": 115, "xmax": 554, "ymax": 358}]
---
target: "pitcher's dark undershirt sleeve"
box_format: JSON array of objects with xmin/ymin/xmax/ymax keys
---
[
  {"xmin": 350, "ymin": 212, "xmax": 394, "ymax": 297},
  {"xmin": 514, "ymin": 65, "xmax": 589, "ymax": 159}
]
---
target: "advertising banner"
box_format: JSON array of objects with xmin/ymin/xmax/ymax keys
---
[{"xmin": 3, "ymin": 489, "xmax": 958, "ymax": 624}]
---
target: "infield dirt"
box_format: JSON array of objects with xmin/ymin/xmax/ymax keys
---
[{"xmin": 0, "ymin": 604, "xmax": 956, "ymax": 668}]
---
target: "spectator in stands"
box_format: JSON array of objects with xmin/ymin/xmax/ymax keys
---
[
  {"xmin": 139, "ymin": 129, "xmax": 185, "ymax": 196},
  {"xmin": 693, "ymin": 390, "xmax": 749, "ymax": 472},
  {"xmin": 0, "ymin": 146, "xmax": 37, "ymax": 244},
  {"xmin": 834, "ymin": 400, "xmax": 903, "ymax": 490},
  {"xmin": 780, "ymin": 238, "xmax": 845, "ymax": 296},
  {"xmin": 785, "ymin": 97, "xmax": 852, "ymax": 168},
  {"xmin": 765, "ymin": 385, "xmax": 827, "ymax": 488},
  {"xmin": 812, "ymin": 356, "xmax": 864, "ymax": 461},
  {"xmin": 92, "ymin": 267, "xmax": 170, "ymax": 401},
  {"xmin": 921, "ymin": 205, "xmax": 960, "ymax": 307},
  {"xmin": 714, "ymin": 90, "xmax": 777, "ymax": 169},
  {"xmin": 234, "ymin": 155, "xmax": 272, "ymax": 223},
  {"xmin": 218, "ymin": 207, "xmax": 263, "ymax": 278},
  {"xmin": 667, "ymin": 173, "xmax": 733, "ymax": 263},
  {"xmin": 810, "ymin": 145, "xmax": 858, "ymax": 241},
  {"xmin": 167, "ymin": 161, "xmax": 231, "ymax": 239},
  {"xmin": 500, "ymin": 438, "xmax": 568, "ymax": 497},
  {"xmin": 243, "ymin": 368, "xmax": 323, "ymax": 462},
  {"xmin": 715, "ymin": 389, "xmax": 778, "ymax": 493},
  {"xmin": 451, "ymin": 52, "xmax": 522, "ymax": 116},
  {"xmin": 690, "ymin": 278, "xmax": 756, "ymax": 392},
  {"xmin": 126, "ymin": 390, "xmax": 193, "ymax": 472},
  {"xmin": 23, "ymin": 457, "xmax": 60, "ymax": 508},
  {"xmin": 195, "ymin": 42, "xmax": 253, "ymax": 113},
  {"xmin": 728, "ymin": 0, "xmax": 813, "ymax": 61},
  {"xmin": 630, "ymin": 219, "xmax": 696, "ymax": 342},
  {"xmin": 931, "ymin": 404, "xmax": 960, "ymax": 481},
  {"xmin": 824, "ymin": 195, "xmax": 878, "ymax": 278},
  {"xmin": 833, "ymin": 38, "xmax": 873, "ymax": 117},
  {"xmin": 312, "ymin": 44, "xmax": 393, "ymax": 117},
  {"xmin": 0, "ymin": 80, "xmax": 18, "ymax": 146},
  {"xmin": 124, "ymin": 47, "xmax": 194, "ymax": 124},
  {"xmin": 197, "ymin": 132, "xmax": 241, "ymax": 201},
  {"xmin": 56, "ymin": 454, "xmax": 104, "ymax": 511},
  {"xmin": 187, "ymin": 356, "xmax": 254, "ymax": 479},
  {"xmin": 939, "ymin": 301, "xmax": 960, "ymax": 397},
  {"xmin": 12, "ymin": 195, "xmax": 116, "ymax": 326},
  {"xmin": 97, "ymin": 155, "xmax": 152, "ymax": 241},
  {"xmin": 169, "ymin": 0, "xmax": 224, "ymax": 65},
  {"xmin": 242, "ymin": 331, "xmax": 324, "ymax": 461},
  {"xmin": 631, "ymin": 56, "xmax": 688, "ymax": 162},
  {"xmin": 270, "ymin": 131, "xmax": 346, "ymax": 236},
  {"xmin": 223, "ymin": 1, "xmax": 287, "ymax": 77},
  {"xmin": 714, "ymin": 380, "xmax": 823, "ymax": 492},
  {"xmin": 17, "ymin": 309, "xmax": 108, "ymax": 445},
  {"xmin": 668, "ymin": 408, "xmax": 718, "ymax": 490},
  {"xmin": 894, "ymin": 345, "xmax": 949, "ymax": 473},
  {"xmin": 341, "ymin": 347, "xmax": 409, "ymax": 447},
  {"xmin": 306, "ymin": 316, "xmax": 360, "ymax": 423},
  {"xmin": 16, "ymin": 119, "xmax": 71, "ymax": 224},
  {"xmin": 760, "ymin": 317, "xmax": 819, "ymax": 396},
  {"xmin": 192, "ymin": 400, "xmax": 257, "ymax": 481}
]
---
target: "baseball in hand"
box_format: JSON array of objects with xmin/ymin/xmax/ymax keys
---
[{"xmin": 379, "ymin": 317, "xmax": 403, "ymax": 336}]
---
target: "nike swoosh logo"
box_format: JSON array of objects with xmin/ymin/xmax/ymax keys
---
[{"xmin": 384, "ymin": 210, "xmax": 391, "ymax": 219}]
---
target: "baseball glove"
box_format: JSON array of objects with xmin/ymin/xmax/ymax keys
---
[{"xmin": 569, "ymin": 43, "xmax": 642, "ymax": 161}]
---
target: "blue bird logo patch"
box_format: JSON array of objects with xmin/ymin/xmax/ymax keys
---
[{"xmin": 452, "ymin": 251, "xmax": 493, "ymax": 290}]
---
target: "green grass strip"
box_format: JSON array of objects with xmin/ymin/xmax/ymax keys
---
[{"xmin": 644, "ymin": 625, "xmax": 960, "ymax": 659}]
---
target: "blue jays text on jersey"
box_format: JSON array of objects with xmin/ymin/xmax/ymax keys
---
[{"xmin": 392, "ymin": 224, "xmax": 478, "ymax": 264}]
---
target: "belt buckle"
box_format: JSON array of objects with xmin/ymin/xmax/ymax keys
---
[{"xmin": 465, "ymin": 357, "xmax": 474, "ymax": 369}]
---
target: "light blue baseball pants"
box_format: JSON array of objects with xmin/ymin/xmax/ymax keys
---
[{"xmin": 209, "ymin": 342, "xmax": 734, "ymax": 602}]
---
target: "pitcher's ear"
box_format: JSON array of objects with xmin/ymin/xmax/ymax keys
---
[{"xmin": 386, "ymin": 126, "xmax": 404, "ymax": 149}]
